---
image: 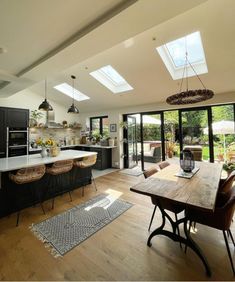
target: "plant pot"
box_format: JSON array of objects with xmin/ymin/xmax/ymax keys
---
[{"xmin": 168, "ymin": 151, "xmax": 173, "ymax": 158}]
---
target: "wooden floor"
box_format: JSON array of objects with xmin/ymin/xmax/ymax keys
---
[{"xmin": 0, "ymin": 171, "xmax": 234, "ymax": 281}]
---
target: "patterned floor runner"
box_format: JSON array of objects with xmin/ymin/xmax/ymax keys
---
[{"xmin": 30, "ymin": 193, "xmax": 133, "ymax": 257}]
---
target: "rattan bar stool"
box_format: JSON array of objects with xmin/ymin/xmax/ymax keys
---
[
  {"xmin": 9, "ymin": 164, "xmax": 46, "ymax": 226},
  {"xmin": 73, "ymin": 154, "xmax": 97, "ymax": 196},
  {"xmin": 45, "ymin": 159, "xmax": 73, "ymax": 209}
]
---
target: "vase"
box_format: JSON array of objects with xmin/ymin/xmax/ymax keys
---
[
  {"xmin": 40, "ymin": 147, "xmax": 48, "ymax": 158},
  {"xmin": 109, "ymin": 138, "xmax": 114, "ymax": 147}
]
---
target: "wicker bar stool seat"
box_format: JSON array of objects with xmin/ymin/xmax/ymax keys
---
[
  {"xmin": 73, "ymin": 154, "xmax": 97, "ymax": 196},
  {"xmin": 9, "ymin": 164, "xmax": 46, "ymax": 226},
  {"xmin": 45, "ymin": 159, "xmax": 73, "ymax": 209}
]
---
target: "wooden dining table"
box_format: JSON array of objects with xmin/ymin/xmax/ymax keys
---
[{"xmin": 130, "ymin": 161, "xmax": 223, "ymax": 277}]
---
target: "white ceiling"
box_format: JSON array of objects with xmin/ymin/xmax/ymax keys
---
[{"xmin": 1, "ymin": 0, "xmax": 234, "ymax": 113}]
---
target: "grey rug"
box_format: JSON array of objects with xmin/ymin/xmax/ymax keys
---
[
  {"xmin": 120, "ymin": 167, "xmax": 143, "ymax": 176},
  {"xmin": 30, "ymin": 193, "xmax": 133, "ymax": 257}
]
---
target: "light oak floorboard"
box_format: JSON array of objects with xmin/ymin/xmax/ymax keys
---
[{"xmin": 0, "ymin": 171, "xmax": 234, "ymax": 280}]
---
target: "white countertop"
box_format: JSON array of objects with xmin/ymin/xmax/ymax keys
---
[{"xmin": 0, "ymin": 150, "xmax": 97, "ymax": 172}]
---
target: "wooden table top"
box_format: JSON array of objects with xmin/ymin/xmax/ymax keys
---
[{"xmin": 130, "ymin": 162, "xmax": 223, "ymax": 211}]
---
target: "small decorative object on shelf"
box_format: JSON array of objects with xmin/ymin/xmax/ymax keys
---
[
  {"xmin": 180, "ymin": 149, "xmax": 195, "ymax": 172},
  {"xmin": 62, "ymin": 120, "xmax": 68, "ymax": 128}
]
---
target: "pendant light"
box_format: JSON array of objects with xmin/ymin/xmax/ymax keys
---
[
  {"xmin": 38, "ymin": 79, "xmax": 53, "ymax": 111},
  {"xmin": 67, "ymin": 75, "xmax": 79, "ymax": 114},
  {"xmin": 166, "ymin": 39, "xmax": 214, "ymax": 105}
]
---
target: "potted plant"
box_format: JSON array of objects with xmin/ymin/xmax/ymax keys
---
[
  {"xmin": 223, "ymin": 162, "xmax": 235, "ymax": 176},
  {"xmin": 119, "ymin": 121, "xmax": 128, "ymax": 129},
  {"xmin": 30, "ymin": 110, "xmax": 43, "ymax": 127},
  {"xmin": 167, "ymin": 141, "xmax": 176, "ymax": 158}
]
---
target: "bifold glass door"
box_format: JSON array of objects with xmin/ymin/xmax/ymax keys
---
[
  {"xmin": 141, "ymin": 113, "xmax": 162, "ymax": 170},
  {"xmin": 126, "ymin": 115, "xmax": 138, "ymax": 168},
  {"xmin": 180, "ymin": 108, "xmax": 211, "ymax": 162}
]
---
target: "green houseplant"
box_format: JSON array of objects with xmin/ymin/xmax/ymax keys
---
[
  {"xmin": 223, "ymin": 162, "xmax": 235, "ymax": 176},
  {"xmin": 30, "ymin": 110, "xmax": 43, "ymax": 127}
]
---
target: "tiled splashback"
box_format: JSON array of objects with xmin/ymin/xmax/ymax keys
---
[{"xmin": 29, "ymin": 128, "xmax": 81, "ymax": 146}]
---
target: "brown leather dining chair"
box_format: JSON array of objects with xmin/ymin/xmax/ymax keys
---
[
  {"xmin": 143, "ymin": 165, "xmax": 184, "ymax": 236},
  {"xmin": 185, "ymin": 186, "xmax": 235, "ymax": 275},
  {"xmin": 9, "ymin": 165, "xmax": 46, "ymax": 226},
  {"xmin": 219, "ymin": 170, "xmax": 235, "ymax": 194}
]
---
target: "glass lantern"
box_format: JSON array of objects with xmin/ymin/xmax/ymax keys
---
[{"xmin": 180, "ymin": 150, "xmax": 195, "ymax": 172}]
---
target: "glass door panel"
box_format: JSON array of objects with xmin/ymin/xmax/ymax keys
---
[
  {"xmin": 127, "ymin": 115, "xmax": 138, "ymax": 168},
  {"xmin": 181, "ymin": 109, "xmax": 209, "ymax": 161},
  {"xmin": 164, "ymin": 110, "xmax": 179, "ymax": 160},
  {"xmin": 142, "ymin": 113, "xmax": 162, "ymax": 169},
  {"xmin": 211, "ymin": 105, "xmax": 235, "ymax": 162}
]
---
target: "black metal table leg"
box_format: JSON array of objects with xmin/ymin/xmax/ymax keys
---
[{"xmin": 147, "ymin": 203, "xmax": 212, "ymax": 277}]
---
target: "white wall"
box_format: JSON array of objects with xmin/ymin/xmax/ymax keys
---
[{"xmin": 0, "ymin": 89, "xmax": 80, "ymax": 125}]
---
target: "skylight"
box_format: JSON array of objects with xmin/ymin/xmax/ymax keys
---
[
  {"xmin": 90, "ymin": 65, "xmax": 133, "ymax": 94},
  {"xmin": 156, "ymin": 31, "xmax": 208, "ymax": 80},
  {"xmin": 54, "ymin": 83, "xmax": 90, "ymax": 102}
]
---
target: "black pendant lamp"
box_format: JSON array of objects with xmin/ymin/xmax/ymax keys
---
[
  {"xmin": 38, "ymin": 79, "xmax": 53, "ymax": 111},
  {"xmin": 67, "ymin": 75, "xmax": 79, "ymax": 114}
]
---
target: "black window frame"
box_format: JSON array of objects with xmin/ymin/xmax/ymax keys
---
[
  {"xmin": 90, "ymin": 115, "xmax": 108, "ymax": 136},
  {"xmin": 123, "ymin": 102, "xmax": 235, "ymax": 168}
]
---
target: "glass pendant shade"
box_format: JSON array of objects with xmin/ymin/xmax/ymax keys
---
[
  {"xmin": 38, "ymin": 79, "xmax": 53, "ymax": 111},
  {"xmin": 67, "ymin": 75, "xmax": 79, "ymax": 114}
]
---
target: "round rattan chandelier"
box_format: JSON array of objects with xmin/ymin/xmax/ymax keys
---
[{"xmin": 166, "ymin": 52, "xmax": 214, "ymax": 105}]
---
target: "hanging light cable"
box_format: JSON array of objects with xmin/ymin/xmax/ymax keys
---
[
  {"xmin": 67, "ymin": 75, "xmax": 79, "ymax": 114},
  {"xmin": 38, "ymin": 79, "xmax": 53, "ymax": 111}
]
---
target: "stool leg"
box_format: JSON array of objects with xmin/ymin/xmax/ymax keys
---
[
  {"xmin": 91, "ymin": 173, "xmax": 97, "ymax": 191},
  {"xmin": 68, "ymin": 191, "xmax": 72, "ymax": 202},
  {"xmin": 16, "ymin": 211, "xmax": 20, "ymax": 227},
  {"xmin": 82, "ymin": 186, "xmax": 85, "ymax": 197}
]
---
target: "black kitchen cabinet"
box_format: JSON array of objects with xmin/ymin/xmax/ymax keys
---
[
  {"xmin": 0, "ymin": 107, "xmax": 29, "ymax": 158},
  {"xmin": 76, "ymin": 146, "xmax": 112, "ymax": 170},
  {"xmin": 7, "ymin": 108, "xmax": 29, "ymax": 128},
  {"xmin": 0, "ymin": 108, "xmax": 7, "ymax": 158}
]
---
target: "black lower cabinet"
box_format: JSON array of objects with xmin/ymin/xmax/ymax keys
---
[
  {"xmin": 76, "ymin": 146, "xmax": 112, "ymax": 170},
  {"xmin": 0, "ymin": 166, "xmax": 91, "ymax": 218}
]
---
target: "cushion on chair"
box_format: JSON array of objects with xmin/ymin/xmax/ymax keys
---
[{"xmin": 9, "ymin": 165, "xmax": 46, "ymax": 184}]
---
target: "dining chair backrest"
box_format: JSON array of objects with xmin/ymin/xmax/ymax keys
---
[
  {"xmin": 143, "ymin": 167, "xmax": 158, "ymax": 179},
  {"xmin": 158, "ymin": 161, "xmax": 170, "ymax": 170},
  {"xmin": 219, "ymin": 170, "xmax": 235, "ymax": 194}
]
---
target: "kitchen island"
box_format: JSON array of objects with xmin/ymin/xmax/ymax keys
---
[
  {"xmin": 0, "ymin": 150, "xmax": 97, "ymax": 218},
  {"xmin": 29, "ymin": 144, "xmax": 117, "ymax": 170}
]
